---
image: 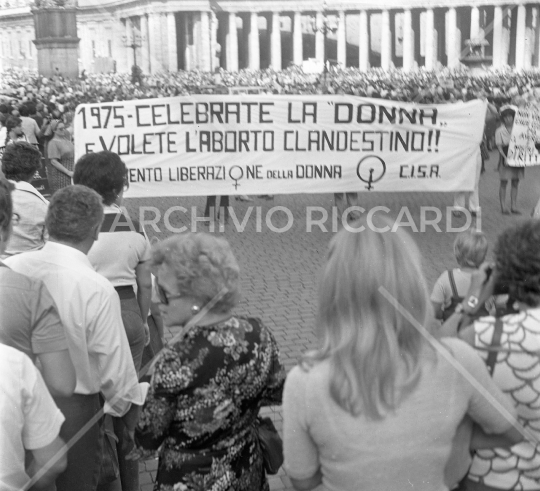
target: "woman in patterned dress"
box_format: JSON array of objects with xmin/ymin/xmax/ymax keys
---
[
  {"xmin": 45, "ymin": 120, "xmax": 74, "ymax": 195},
  {"xmin": 495, "ymin": 106, "xmax": 523, "ymax": 215},
  {"xmin": 458, "ymin": 219, "xmax": 540, "ymax": 490},
  {"xmin": 131, "ymin": 233, "xmax": 285, "ymax": 491}
]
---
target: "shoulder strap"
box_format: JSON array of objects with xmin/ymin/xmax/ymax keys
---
[
  {"xmin": 448, "ymin": 269, "xmax": 459, "ymax": 299},
  {"xmin": 486, "ymin": 317, "xmax": 504, "ymax": 376}
]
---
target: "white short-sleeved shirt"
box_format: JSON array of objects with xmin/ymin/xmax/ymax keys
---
[
  {"xmin": 283, "ymin": 339, "xmax": 515, "ymax": 491},
  {"xmin": 430, "ymin": 268, "xmax": 473, "ymax": 309},
  {"xmin": 87, "ymin": 205, "xmax": 151, "ymax": 287},
  {"xmin": 0, "ymin": 344, "xmax": 65, "ymax": 491},
  {"xmin": 5, "ymin": 242, "xmax": 148, "ymax": 417}
]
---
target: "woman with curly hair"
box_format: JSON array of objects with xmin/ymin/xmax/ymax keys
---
[
  {"xmin": 130, "ymin": 233, "xmax": 285, "ymax": 491},
  {"xmin": 457, "ymin": 219, "xmax": 540, "ymax": 490}
]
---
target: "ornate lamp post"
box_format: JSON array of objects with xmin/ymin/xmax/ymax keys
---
[
  {"xmin": 122, "ymin": 31, "xmax": 142, "ymax": 69},
  {"xmin": 122, "ymin": 31, "xmax": 143, "ymax": 84},
  {"xmin": 310, "ymin": 1, "xmax": 338, "ymax": 83}
]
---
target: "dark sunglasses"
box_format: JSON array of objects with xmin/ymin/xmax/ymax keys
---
[{"xmin": 156, "ymin": 284, "xmax": 183, "ymax": 305}]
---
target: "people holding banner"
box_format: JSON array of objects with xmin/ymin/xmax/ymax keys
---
[{"xmin": 496, "ymin": 105, "xmax": 523, "ymax": 215}]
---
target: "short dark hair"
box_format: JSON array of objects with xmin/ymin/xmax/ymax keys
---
[
  {"xmin": 5, "ymin": 116, "xmax": 22, "ymax": 133},
  {"xmin": 73, "ymin": 151, "xmax": 128, "ymax": 206},
  {"xmin": 0, "ymin": 177, "xmax": 13, "ymax": 237},
  {"xmin": 46, "ymin": 185, "xmax": 104, "ymax": 243},
  {"xmin": 18, "ymin": 104, "xmax": 30, "ymax": 117},
  {"xmin": 495, "ymin": 219, "xmax": 540, "ymax": 307},
  {"xmin": 2, "ymin": 142, "xmax": 42, "ymax": 181}
]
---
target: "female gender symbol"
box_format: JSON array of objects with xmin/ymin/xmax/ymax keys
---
[
  {"xmin": 228, "ymin": 166, "xmax": 244, "ymax": 190},
  {"xmin": 356, "ymin": 155, "xmax": 386, "ymax": 190}
]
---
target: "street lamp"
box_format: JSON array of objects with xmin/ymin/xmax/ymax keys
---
[
  {"xmin": 122, "ymin": 31, "xmax": 143, "ymax": 84},
  {"xmin": 310, "ymin": 1, "xmax": 338, "ymax": 86},
  {"xmin": 122, "ymin": 31, "xmax": 142, "ymax": 68}
]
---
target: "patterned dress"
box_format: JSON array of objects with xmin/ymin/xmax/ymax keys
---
[
  {"xmin": 135, "ymin": 316, "xmax": 285, "ymax": 491},
  {"xmin": 467, "ymin": 308, "xmax": 540, "ymax": 490},
  {"xmin": 45, "ymin": 135, "xmax": 74, "ymax": 194}
]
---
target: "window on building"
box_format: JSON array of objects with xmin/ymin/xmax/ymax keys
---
[
  {"xmin": 19, "ymin": 39, "xmax": 25, "ymax": 58},
  {"xmin": 108, "ymin": 39, "xmax": 112, "ymax": 57},
  {"xmin": 92, "ymin": 40, "xmax": 96, "ymax": 58},
  {"xmin": 28, "ymin": 39, "xmax": 32, "ymax": 58}
]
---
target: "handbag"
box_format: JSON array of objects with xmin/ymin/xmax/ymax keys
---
[
  {"xmin": 257, "ymin": 416, "xmax": 284, "ymax": 475},
  {"xmin": 98, "ymin": 414, "xmax": 120, "ymax": 485}
]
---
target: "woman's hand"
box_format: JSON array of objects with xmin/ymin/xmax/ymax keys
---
[
  {"xmin": 67, "ymin": 170, "xmax": 74, "ymax": 178},
  {"xmin": 143, "ymin": 322, "xmax": 151, "ymax": 346}
]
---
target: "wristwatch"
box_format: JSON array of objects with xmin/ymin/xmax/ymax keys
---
[{"xmin": 455, "ymin": 295, "xmax": 479, "ymax": 315}]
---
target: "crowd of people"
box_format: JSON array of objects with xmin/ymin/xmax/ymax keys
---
[
  {"xmin": 1, "ymin": 65, "xmax": 540, "ymax": 106},
  {"xmin": 1, "ymin": 64, "xmax": 540, "ymax": 491}
]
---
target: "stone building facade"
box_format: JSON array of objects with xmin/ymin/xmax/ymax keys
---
[{"xmin": 0, "ymin": 0, "xmax": 539, "ymax": 75}]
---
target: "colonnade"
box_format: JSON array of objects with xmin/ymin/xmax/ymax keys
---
[{"xmin": 119, "ymin": 4, "xmax": 540, "ymax": 74}]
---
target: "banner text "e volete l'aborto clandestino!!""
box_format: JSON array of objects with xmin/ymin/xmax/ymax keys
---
[{"xmin": 74, "ymin": 95, "xmax": 487, "ymax": 198}]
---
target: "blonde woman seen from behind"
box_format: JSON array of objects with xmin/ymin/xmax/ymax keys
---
[{"xmin": 283, "ymin": 215, "xmax": 521, "ymax": 491}]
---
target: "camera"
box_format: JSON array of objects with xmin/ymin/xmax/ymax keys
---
[{"xmin": 484, "ymin": 265, "xmax": 509, "ymax": 296}]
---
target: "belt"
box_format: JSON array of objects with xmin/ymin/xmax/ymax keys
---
[{"xmin": 114, "ymin": 285, "xmax": 135, "ymax": 300}]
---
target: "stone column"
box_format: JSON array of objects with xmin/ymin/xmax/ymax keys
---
[
  {"xmin": 210, "ymin": 11, "xmax": 218, "ymax": 71},
  {"xmin": 200, "ymin": 11, "xmax": 211, "ymax": 71},
  {"xmin": 315, "ymin": 11, "xmax": 324, "ymax": 64},
  {"xmin": 515, "ymin": 4, "xmax": 526, "ymax": 69},
  {"xmin": 337, "ymin": 10, "xmax": 346, "ymax": 67},
  {"xmin": 402, "ymin": 9, "xmax": 413, "ymax": 70},
  {"xmin": 446, "ymin": 7, "xmax": 458, "ymax": 68},
  {"xmin": 227, "ymin": 12, "xmax": 239, "ymax": 71},
  {"xmin": 424, "ymin": 8, "xmax": 435, "ymax": 70},
  {"xmin": 270, "ymin": 11, "xmax": 282, "ymax": 69},
  {"xmin": 492, "ymin": 6, "xmax": 503, "ymax": 68},
  {"xmin": 167, "ymin": 13, "xmax": 178, "ymax": 72},
  {"xmin": 125, "ymin": 18, "xmax": 134, "ymax": 69},
  {"xmin": 470, "ymin": 6, "xmax": 480, "ymax": 41},
  {"xmin": 535, "ymin": 6, "xmax": 540, "ymax": 67},
  {"xmin": 293, "ymin": 11, "xmax": 303, "ymax": 65},
  {"xmin": 140, "ymin": 15, "xmax": 150, "ymax": 74},
  {"xmin": 147, "ymin": 13, "xmax": 163, "ymax": 73},
  {"xmin": 380, "ymin": 9, "xmax": 391, "ymax": 69},
  {"xmin": 248, "ymin": 12, "xmax": 260, "ymax": 69},
  {"xmin": 524, "ymin": 6, "xmax": 534, "ymax": 69},
  {"xmin": 359, "ymin": 10, "xmax": 369, "ymax": 70}
]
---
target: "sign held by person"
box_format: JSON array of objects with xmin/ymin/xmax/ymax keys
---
[
  {"xmin": 507, "ymin": 103, "xmax": 540, "ymax": 167},
  {"xmin": 74, "ymin": 95, "xmax": 486, "ymax": 197}
]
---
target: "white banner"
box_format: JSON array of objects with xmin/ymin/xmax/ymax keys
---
[
  {"xmin": 74, "ymin": 96, "xmax": 486, "ymax": 198},
  {"xmin": 507, "ymin": 104, "xmax": 540, "ymax": 167}
]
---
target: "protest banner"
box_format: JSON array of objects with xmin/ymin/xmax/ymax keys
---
[
  {"xmin": 74, "ymin": 96, "xmax": 486, "ymax": 198},
  {"xmin": 507, "ymin": 104, "xmax": 540, "ymax": 167}
]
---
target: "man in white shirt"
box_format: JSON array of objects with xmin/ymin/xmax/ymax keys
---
[
  {"xmin": 0, "ymin": 343, "xmax": 67, "ymax": 491},
  {"xmin": 6, "ymin": 185, "xmax": 148, "ymax": 491}
]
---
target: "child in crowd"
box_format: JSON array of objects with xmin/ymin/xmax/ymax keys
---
[{"xmin": 431, "ymin": 229, "xmax": 491, "ymax": 321}]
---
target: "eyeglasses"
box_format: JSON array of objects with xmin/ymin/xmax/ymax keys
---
[{"xmin": 156, "ymin": 284, "xmax": 183, "ymax": 305}]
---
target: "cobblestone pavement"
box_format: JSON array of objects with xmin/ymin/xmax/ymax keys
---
[{"xmin": 130, "ymin": 150, "xmax": 540, "ymax": 491}]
